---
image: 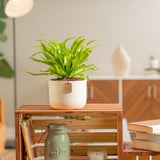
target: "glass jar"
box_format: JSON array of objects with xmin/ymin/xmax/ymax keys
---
[
  {"xmin": 88, "ymin": 148, "xmax": 107, "ymax": 160},
  {"xmin": 45, "ymin": 123, "xmax": 70, "ymax": 160}
]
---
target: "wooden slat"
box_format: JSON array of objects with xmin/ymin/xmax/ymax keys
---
[
  {"xmin": 125, "ymin": 156, "xmax": 150, "ymax": 160},
  {"xmin": 19, "ymin": 103, "xmax": 122, "ymax": 110},
  {"xmin": 38, "ymin": 145, "xmax": 117, "ymax": 156},
  {"xmin": 71, "ymin": 156, "xmax": 87, "ymax": 160},
  {"xmin": 67, "ymin": 132, "xmax": 117, "ymax": 143},
  {"xmin": 126, "ymin": 156, "xmax": 136, "ymax": 160},
  {"xmin": 36, "ymin": 132, "xmax": 117, "ymax": 143},
  {"xmin": 28, "ymin": 112, "xmax": 118, "ymax": 117},
  {"xmin": 73, "ymin": 145, "xmax": 117, "ymax": 156},
  {"xmin": 126, "ymin": 156, "xmax": 160, "ymax": 160},
  {"xmin": 32, "ymin": 118, "xmax": 117, "ymax": 130},
  {"xmin": 16, "ymin": 104, "xmax": 122, "ymax": 114},
  {"xmin": 0, "ymin": 98, "xmax": 5, "ymax": 124},
  {"xmin": 139, "ymin": 156, "xmax": 149, "ymax": 160},
  {"xmin": 71, "ymin": 157, "xmax": 117, "ymax": 160},
  {"xmin": 40, "ymin": 156, "xmax": 117, "ymax": 160},
  {"xmin": 152, "ymin": 156, "xmax": 160, "ymax": 160}
]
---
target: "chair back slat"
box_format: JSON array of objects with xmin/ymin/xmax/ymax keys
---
[{"xmin": 0, "ymin": 98, "xmax": 5, "ymax": 124}]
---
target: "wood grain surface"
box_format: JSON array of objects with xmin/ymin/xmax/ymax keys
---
[
  {"xmin": 152, "ymin": 80, "xmax": 160, "ymax": 119},
  {"xmin": 124, "ymin": 142, "xmax": 160, "ymax": 156},
  {"xmin": 36, "ymin": 132, "xmax": 118, "ymax": 143},
  {"xmin": 32, "ymin": 118, "xmax": 117, "ymax": 130},
  {"xmin": 38, "ymin": 145, "xmax": 117, "ymax": 156},
  {"xmin": 0, "ymin": 98, "xmax": 5, "ymax": 124},
  {"xmin": 124, "ymin": 142, "xmax": 160, "ymax": 160},
  {"xmin": 87, "ymin": 80, "xmax": 119, "ymax": 103},
  {"xmin": 0, "ymin": 98, "xmax": 6, "ymax": 156},
  {"xmin": 123, "ymin": 80, "xmax": 153, "ymax": 122},
  {"xmin": 15, "ymin": 104, "xmax": 123, "ymax": 160}
]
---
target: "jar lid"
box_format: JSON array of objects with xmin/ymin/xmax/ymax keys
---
[{"xmin": 48, "ymin": 123, "xmax": 67, "ymax": 131}]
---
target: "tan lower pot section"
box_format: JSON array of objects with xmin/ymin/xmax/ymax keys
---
[{"xmin": 49, "ymin": 79, "xmax": 87, "ymax": 109}]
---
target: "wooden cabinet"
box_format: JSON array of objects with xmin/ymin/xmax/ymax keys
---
[
  {"xmin": 123, "ymin": 80, "xmax": 160, "ymax": 122},
  {"xmin": 86, "ymin": 79, "xmax": 160, "ymax": 122},
  {"xmin": 151, "ymin": 80, "xmax": 160, "ymax": 119},
  {"xmin": 87, "ymin": 80, "xmax": 119, "ymax": 103}
]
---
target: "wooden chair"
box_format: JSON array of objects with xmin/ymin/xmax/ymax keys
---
[{"xmin": 0, "ymin": 98, "xmax": 6, "ymax": 155}]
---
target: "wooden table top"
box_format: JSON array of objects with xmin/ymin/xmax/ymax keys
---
[{"xmin": 15, "ymin": 103, "xmax": 122, "ymax": 114}]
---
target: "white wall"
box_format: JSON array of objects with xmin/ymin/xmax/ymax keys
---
[{"xmin": 2, "ymin": 0, "xmax": 160, "ymax": 126}]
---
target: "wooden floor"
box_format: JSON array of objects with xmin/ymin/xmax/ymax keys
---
[{"xmin": 0, "ymin": 150, "xmax": 16, "ymax": 160}]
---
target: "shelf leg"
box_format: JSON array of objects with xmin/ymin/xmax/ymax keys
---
[
  {"xmin": 15, "ymin": 113, "xmax": 23, "ymax": 160},
  {"xmin": 118, "ymin": 112, "xmax": 123, "ymax": 160}
]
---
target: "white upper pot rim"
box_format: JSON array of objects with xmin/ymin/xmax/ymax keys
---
[{"xmin": 49, "ymin": 79, "xmax": 86, "ymax": 82}]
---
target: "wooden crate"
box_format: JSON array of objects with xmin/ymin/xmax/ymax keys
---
[
  {"xmin": 124, "ymin": 142, "xmax": 160, "ymax": 160},
  {"xmin": 15, "ymin": 103, "xmax": 123, "ymax": 160}
]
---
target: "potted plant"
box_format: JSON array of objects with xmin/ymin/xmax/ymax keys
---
[
  {"xmin": 0, "ymin": 1, "xmax": 14, "ymax": 78},
  {"xmin": 28, "ymin": 36, "xmax": 98, "ymax": 109},
  {"xmin": 0, "ymin": 53, "xmax": 14, "ymax": 78}
]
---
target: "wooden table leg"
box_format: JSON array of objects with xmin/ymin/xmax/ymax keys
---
[
  {"xmin": 118, "ymin": 112, "xmax": 123, "ymax": 160},
  {"xmin": 15, "ymin": 113, "xmax": 23, "ymax": 160}
]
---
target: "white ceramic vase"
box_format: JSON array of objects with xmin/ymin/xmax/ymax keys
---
[
  {"xmin": 112, "ymin": 43, "xmax": 131, "ymax": 77},
  {"xmin": 49, "ymin": 79, "xmax": 87, "ymax": 109}
]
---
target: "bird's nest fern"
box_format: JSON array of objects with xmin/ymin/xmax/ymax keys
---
[{"xmin": 28, "ymin": 36, "xmax": 99, "ymax": 80}]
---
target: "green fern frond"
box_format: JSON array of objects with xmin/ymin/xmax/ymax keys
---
[{"xmin": 28, "ymin": 36, "xmax": 99, "ymax": 80}]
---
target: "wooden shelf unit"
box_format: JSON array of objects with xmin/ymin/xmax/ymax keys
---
[{"xmin": 15, "ymin": 103, "xmax": 123, "ymax": 160}]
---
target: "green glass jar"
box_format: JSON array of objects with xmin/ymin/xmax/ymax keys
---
[{"xmin": 45, "ymin": 123, "xmax": 70, "ymax": 160}]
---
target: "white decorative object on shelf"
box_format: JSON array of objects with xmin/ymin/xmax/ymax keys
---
[
  {"xmin": 112, "ymin": 43, "xmax": 131, "ymax": 77},
  {"xmin": 150, "ymin": 56, "xmax": 159, "ymax": 69},
  {"xmin": 88, "ymin": 148, "xmax": 107, "ymax": 160}
]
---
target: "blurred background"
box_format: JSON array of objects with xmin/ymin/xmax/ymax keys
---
[{"xmin": 1, "ymin": 0, "xmax": 160, "ymax": 142}]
